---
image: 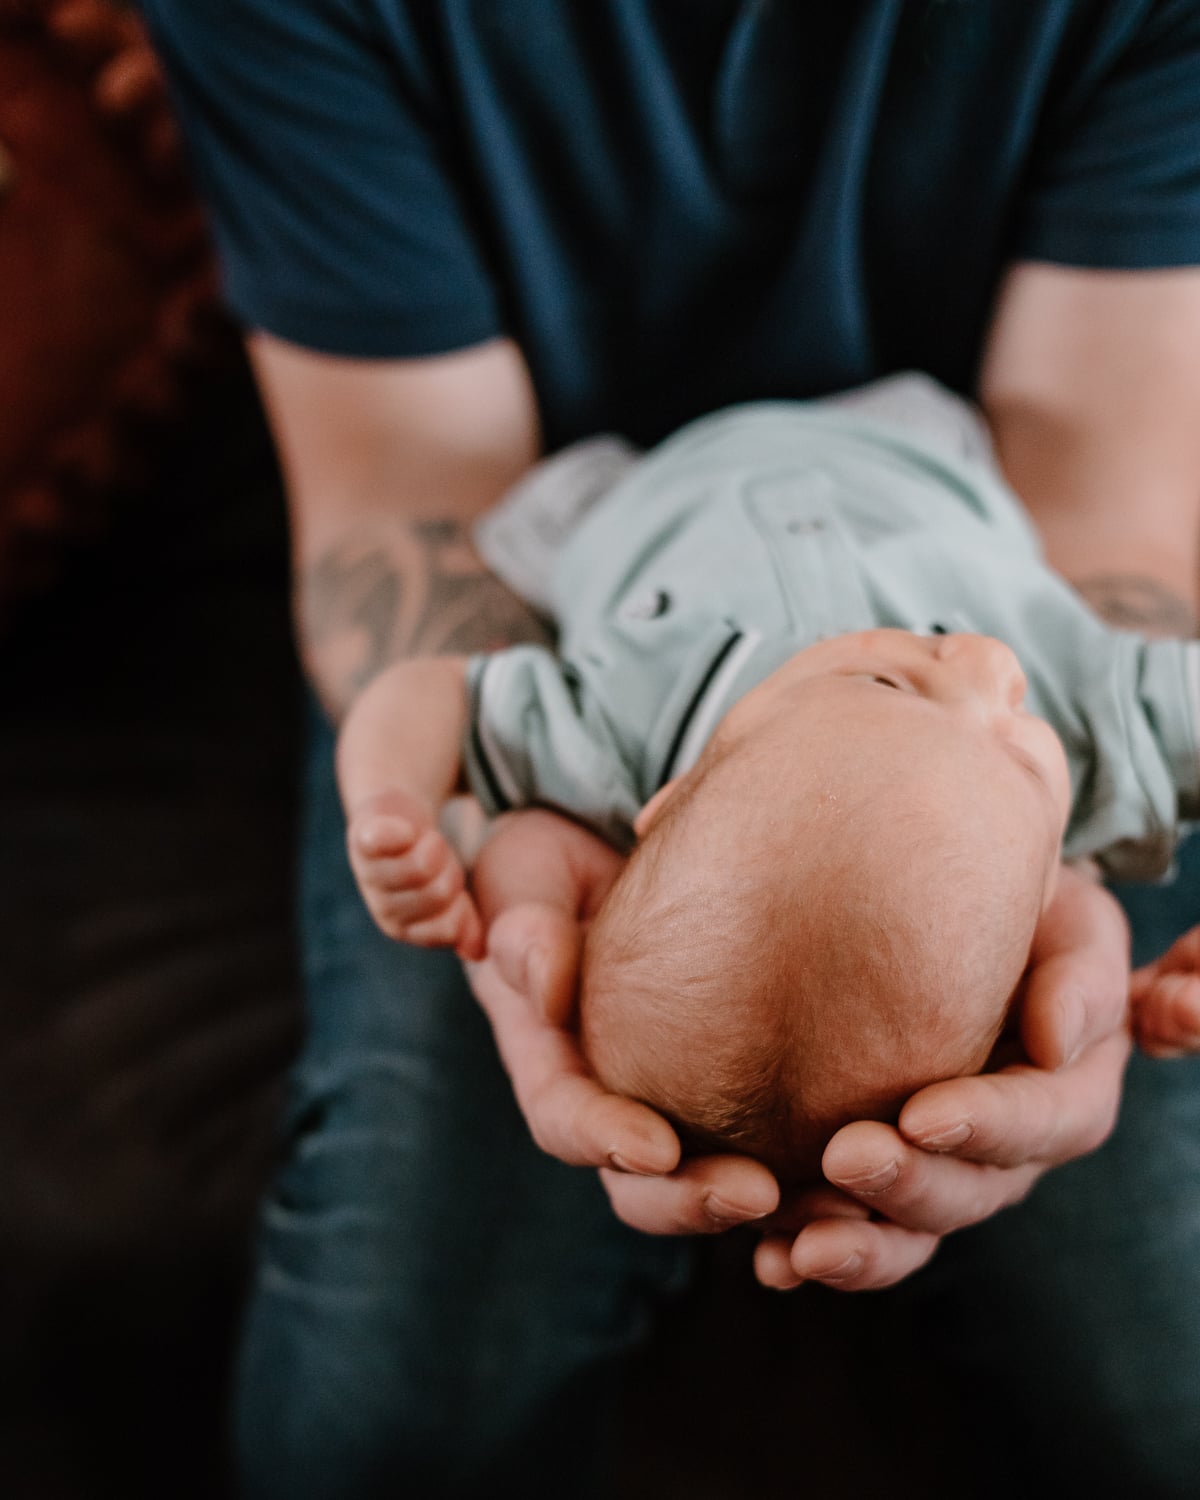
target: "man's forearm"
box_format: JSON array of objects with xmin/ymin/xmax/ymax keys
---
[
  {"xmin": 244, "ymin": 334, "xmax": 546, "ymax": 720},
  {"xmin": 986, "ymin": 400, "xmax": 1199, "ymax": 638},
  {"xmin": 987, "ymin": 409, "xmax": 1200, "ymax": 641},
  {"xmin": 981, "ymin": 264, "xmax": 1200, "ymax": 642},
  {"xmin": 298, "ymin": 515, "xmax": 554, "ymax": 721}
]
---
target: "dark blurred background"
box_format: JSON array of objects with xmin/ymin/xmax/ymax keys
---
[{"xmin": 1, "ymin": 7, "xmax": 302, "ymax": 1489}]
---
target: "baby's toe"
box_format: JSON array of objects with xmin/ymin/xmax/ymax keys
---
[
  {"xmin": 411, "ymin": 827, "xmax": 457, "ymax": 877},
  {"xmin": 377, "ymin": 855, "xmax": 465, "ymax": 920},
  {"xmin": 352, "ymin": 813, "xmax": 416, "ymax": 859},
  {"xmin": 408, "ymin": 892, "xmax": 477, "ymax": 949}
]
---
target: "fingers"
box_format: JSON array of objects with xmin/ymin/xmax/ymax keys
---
[
  {"xmin": 820, "ymin": 1120, "xmax": 1043, "ymax": 1236},
  {"xmin": 405, "ymin": 890, "xmax": 483, "ymax": 955},
  {"xmin": 468, "ymin": 948, "xmax": 782, "ymax": 1231},
  {"xmin": 471, "ymin": 808, "xmax": 620, "ymax": 1022},
  {"xmin": 600, "ymin": 1156, "xmax": 779, "ymax": 1237},
  {"xmin": 348, "ymin": 808, "xmax": 476, "ymax": 944},
  {"xmin": 755, "ymin": 1191, "xmax": 937, "ymax": 1293},
  {"xmin": 354, "ymin": 825, "xmax": 462, "ymax": 913},
  {"xmin": 756, "ymin": 871, "xmax": 1133, "ymax": 1294},
  {"xmin": 465, "ymin": 954, "xmax": 680, "ymax": 1174},
  {"xmin": 1019, "ymin": 866, "xmax": 1129, "ymax": 1069},
  {"xmin": 785, "ymin": 1220, "xmax": 941, "ymax": 1291},
  {"xmin": 764, "ymin": 1185, "xmax": 871, "ymax": 1236},
  {"xmin": 1131, "ymin": 969, "xmax": 1200, "ymax": 1057},
  {"xmin": 469, "ymin": 870, "xmax": 782, "ymax": 1236},
  {"xmin": 487, "ymin": 903, "xmax": 583, "ymax": 1025},
  {"xmin": 754, "ymin": 1237, "xmax": 805, "ymax": 1290},
  {"xmin": 896, "ymin": 1028, "xmax": 1130, "ymax": 1171},
  {"xmin": 529, "ymin": 1076, "xmax": 677, "ymax": 1172}
]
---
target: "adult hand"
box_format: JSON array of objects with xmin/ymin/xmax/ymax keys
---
[
  {"xmin": 755, "ymin": 861, "xmax": 1132, "ymax": 1290},
  {"xmin": 465, "ymin": 811, "xmax": 780, "ymax": 1231}
]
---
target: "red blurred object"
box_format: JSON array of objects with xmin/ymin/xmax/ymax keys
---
[{"xmin": 0, "ymin": 0, "xmax": 226, "ymax": 612}]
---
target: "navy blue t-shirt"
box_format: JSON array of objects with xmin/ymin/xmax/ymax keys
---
[{"xmin": 144, "ymin": 0, "xmax": 1200, "ymax": 448}]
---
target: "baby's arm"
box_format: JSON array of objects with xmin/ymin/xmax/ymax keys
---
[
  {"xmin": 1131, "ymin": 927, "xmax": 1200, "ymax": 1057},
  {"xmin": 336, "ymin": 656, "xmax": 484, "ymax": 958}
]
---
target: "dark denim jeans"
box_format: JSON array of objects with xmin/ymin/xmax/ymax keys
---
[{"xmin": 235, "ymin": 704, "xmax": 1200, "ymax": 1498}]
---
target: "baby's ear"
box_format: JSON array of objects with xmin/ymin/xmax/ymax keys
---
[{"xmin": 634, "ymin": 778, "xmax": 682, "ymax": 840}]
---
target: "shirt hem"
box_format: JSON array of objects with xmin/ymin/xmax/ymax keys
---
[{"xmin": 223, "ymin": 275, "xmax": 504, "ymax": 359}]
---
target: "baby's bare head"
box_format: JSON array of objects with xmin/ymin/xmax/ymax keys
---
[{"xmin": 580, "ymin": 685, "xmax": 1055, "ymax": 1185}]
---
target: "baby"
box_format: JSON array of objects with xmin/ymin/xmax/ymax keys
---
[{"xmin": 338, "ymin": 375, "xmax": 1200, "ymax": 1185}]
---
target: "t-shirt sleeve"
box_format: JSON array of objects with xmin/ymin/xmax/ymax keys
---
[
  {"xmin": 142, "ymin": 0, "xmax": 502, "ymax": 356},
  {"xmin": 463, "ymin": 650, "xmax": 641, "ymax": 849},
  {"xmin": 1016, "ymin": 0, "xmax": 1200, "ymax": 268}
]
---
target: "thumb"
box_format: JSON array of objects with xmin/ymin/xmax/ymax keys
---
[{"xmin": 488, "ymin": 902, "xmax": 584, "ymax": 1026}]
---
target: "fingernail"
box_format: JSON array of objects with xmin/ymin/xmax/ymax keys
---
[
  {"xmin": 703, "ymin": 1192, "xmax": 771, "ymax": 1224},
  {"xmin": 811, "ymin": 1252, "xmax": 863, "ymax": 1283},
  {"xmin": 912, "ymin": 1121, "xmax": 973, "ymax": 1151},
  {"xmin": 764, "ymin": 1275, "xmax": 805, "ymax": 1293},
  {"xmin": 607, "ymin": 1151, "xmax": 660, "ymax": 1177},
  {"xmin": 829, "ymin": 1159, "xmax": 900, "ymax": 1194}
]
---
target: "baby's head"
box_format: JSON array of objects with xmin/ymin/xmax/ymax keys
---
[{"xmin": 580, "ymin": 630, "xmax": 1071, "ymax": 1185}]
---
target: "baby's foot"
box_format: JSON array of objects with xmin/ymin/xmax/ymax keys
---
[{"xmin": 347, "ymin": 788, "xmax": 484, "ymax": 958}]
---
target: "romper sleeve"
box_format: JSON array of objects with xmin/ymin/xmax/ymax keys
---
[
  {"xmin": 462, "ymin": 650, "xmax": 643, "ymax": 850},
  {"xmin": 1015, "ymin": 0, "xmax": 1200, "ymax": 268},
  {"xmin": 141, "ymin": 0, "xmax": 502, "ymax": 356},
  {"xmin": 1058, "ymin": 634, "xmax": 1200, "ymax": 880}
]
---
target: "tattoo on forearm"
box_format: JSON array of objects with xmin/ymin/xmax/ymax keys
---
[
  {"xmin": 301, "ymin": 518, "xmax": 554, "ymax": 712},
  {"xmin": 1075, "ymin": 575, "xmax": 1198, "ymax": 639}
]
